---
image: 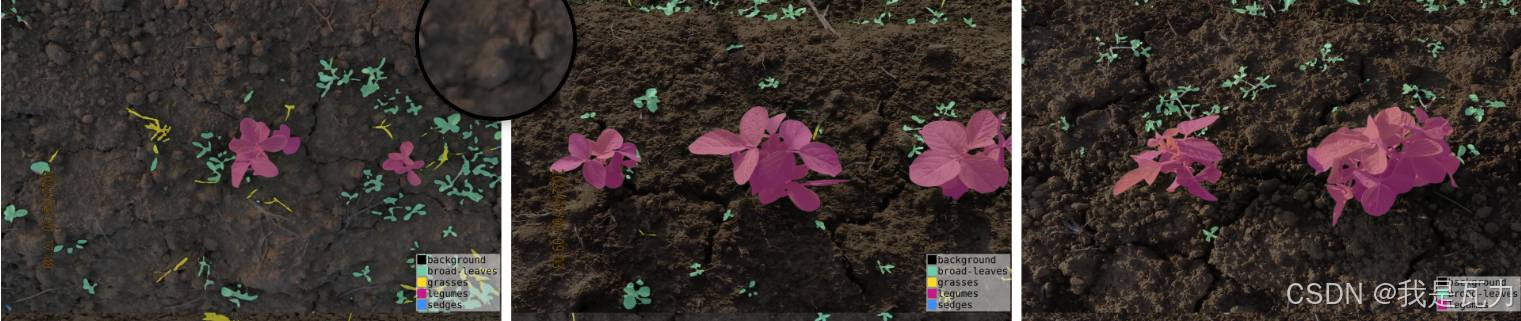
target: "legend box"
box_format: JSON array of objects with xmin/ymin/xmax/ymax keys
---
[
  {"xmin": 925, "ymin": 253, "xmax": 1012, "ymax": 312},
  {"xmin": 414, "ymin": 253, "xmax": 501, "ymax": 313}
]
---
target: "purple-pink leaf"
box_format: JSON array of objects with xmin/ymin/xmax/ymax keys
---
[
  {"xmin": 383, "ymin": 141, "xmax": 426, "ymax": 187},
  {"xmin": 908, "ymin": 110, "xmax": 1012, "ymax": 199},
  {"xmin": 689, "ymin": 106, "xmax": 845, "ymax": 211},
  {"xmin": 1112, "ymin": 116, "xmax": 1221, "ymax": 201},
  {"xmin": 909, "ymin": 149, "xmax": 961, "ymax": 187},
  {"xmin": 1307, "ymin": 107, "xmax": 1460, "ymax": 225},
  {"xmin": 797, "ymin": 142, "xmax": 842, "ymax": 176},
  {"xmin": 228, "ymin": 118, "xmax": 302, "ymax": 188},
  {"xmin": 1112, "ymin": 161, "xmax": 1160, "ymax": 196},
  {"xmin": 964, "ymin": 110, "xmax": 1000, "ymax": 149},
  {"xmin": 551, "ymin": 128, "xmax": 638, "ymax": 190},
  {"xmin": 1174, "ymin": 115, "xmax": 1218, "ymax": 136},
  {"xmin": 689, "ymin": 130, "xmax": 748, "ymax": 155}
]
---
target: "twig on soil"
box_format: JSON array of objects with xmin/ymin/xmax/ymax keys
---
[
  {"xmin": 801, "ymin": 0, "xmax": 839, "ymax": 37},
  {"xmin": 878, "ymin": 66, "xmax": 897, "ymax": 80},
  {"xmin": 1432, "ymin": 192, "xmax": 1473, "ymax": 215},
  {"xmin": 12, "ymin": 288, "xmax": 56, "ymax": 303},
  {"xmin": 303, "ymin": 0, "xmax": 336, "ymax": 32}
]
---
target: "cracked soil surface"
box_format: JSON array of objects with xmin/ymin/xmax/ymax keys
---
[
  {"xmin": 510, "ymin": 0, "xmax": 1012, "ymax": 315},
  {"xmin": 1022, "ymin": 0, "xmax": 1521, "ymax": 316}
]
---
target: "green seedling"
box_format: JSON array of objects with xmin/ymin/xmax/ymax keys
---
[
  {"xmin": 736, "ymin": 280, "xmax": 757, "ymax": 297},
  {"xmin": 633, "ymin": 88, "xmax": 660, "ymax": 113},
  {"xmin": 4, "ymin": 205, "xmax": 28, "ymax": 223},
  {"xmin": 906, "ymin": 18, "xmax": 916, "ymax": 24},
  {"xmin": 362, "ymin": 169, "xmax": 385, "ymax": 193},
  {"xmin": 1415, "ymin": 0, "xmax": 1445, "ymax": 12},
  {"xmin": 1456, "ymin": 144, "xmax": 1479, "ymax": 164},
  {"xmin": 395, "ymin": 290, "xmax": 413, "ymax": 304},
  {"xmin": 1079, "ymin": 146, "xmax": 1086, "ymax": 158},
  {"xmin": 1202, "ymin": 226, "xmax": 1220, "ymax": 242},
  {"xmin": 433, "ymin": 113, "xmax": 462, "ymax": 135},
  {"xmin": 1401, "ymin": 83, "xmax": 1438, "ymax": 110},
  {"xmin": 243, "ymin": 90, "xmax": 254, "ymax": 103},
  {"xmin": 815, "ymin": 220, "xmax": 826, "ymax": 231},
  {"xmin": 579, "ymin": 112, "xmax": 597, "ymax": 120},
  {"xmin": 359, "ymin": 58, "xmax": 388, "ymax": 97},
  {"xmin": 885, "ymin": 0, "xmax": 899, "ymax": 5},
  {"xmin": 339, "ymin": 191, "xmax": 358, "ymax": 204},
  {"xmin": 1094, "ymin": 34, "xmax": 1152, "ymax": 65},
  {"xmin": 878, "ymin": 312, "xmax": 894, "ymax": 321},
  {"xmin": 2, "ymin": 0, "xmax": 29, "ymax": 28},
  {"xmin": 1219, "ymin": 66, "xmax": 1276, "ymax": 101},
  {"xmin": 876, "ymin": 260, "xmax": 895, "ymax": 274},
  {"xmin": 1155, "ymin": 85, "xmax": 1202, "ymax": 118},
  {"xmin": 962, "ymin": 16, "xmax": 975, "ymax": 28},
  {"xmin": 736, "ymin": 0, "xmax": 768, "ymax": 17},
  {"xmin": 1463, "ymin": 94, "xmax": 1506, "ymax": 123},
  {"xmin": 352, "ymin": 265, "xmax": 372, "ymax": 283},
  {"xmin": 925, "ymin": 7, "xmax": 948, "ymax": 24},
  {"xmin": 637, "ymin": 229, "xmax": 658, "ymax": 237},
  {"xmin": 1230, "ymin": 0, "xmax": 1268, "ymax": 16},
  {"xmin": 650, "ymin": 0, "xmax": 691, "ymax": 15},
  {"xmin": 220, "ymin": 284, "xmax": 259, "ymax": 308},
  {"xmin": 1297, "ymin": 42, "xmax": 1345, "ymax": 73},
  {"xmin": 316, "ymin": 58, "xmax": 355, "ymax": 98},
  {"xmin": 780, "ymin": 4, "xmax": 807, "ymax": 19},
  {"xmin": 688, "ymin": 263, "xmax": 706, "ymax": 277},
  {"xmin": 933, "ymin": 101, "xmax": 959, "ymax": 118},
  {"xmin": 53, "ymin": 239, "xmax": 86, "ymax": 254},
  {"xmin": 1416, "ymin": 37, "xmax": 1445, "ymax": 59},
  {"xmin": 722, "ymin": 209, "xmax": 734, "ymax": 221},
  {"xmin": 82, "ymin": 278, "xmax": 97, "ymax": 295},
  {"xmin": 1057, "ymin": 116, "xmax": 1069, "ymax": 132},
  {"xmin": 442, "ymin": 225, "xmax": 458, "ymax": 238},
  {"xmin": 198, "ymin": 256, "xmax": 212, "ymax": 278},
  {"xmin": 725, "ymin": 43, "xmax": 744, "ymax": 52},
  {"xmin": 30, "ymin": 161, "xmax": 50, "ymax": 174},
  {"xmin": 850, "ymin": 11, "xmax": 891, "ymax": 25},
  {"xmin": 758, "ymin": 77, "xmax": 780, "ymax": 89},
  {"xmin": 815, "ymin": 313, "xmax": 831, "ymax": 321},
  {"xmin": 621, "ymin": 279, "xmax": 652, "ymax": 310}
]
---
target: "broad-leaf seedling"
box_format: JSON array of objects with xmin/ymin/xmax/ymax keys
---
[
  {"xmin": 633, "ymin": 88, "xmax": 660, "ymax": 113},
  {"xmin": 1219, "ymin": 66, "xmax": 1276, "ymax": 101},
  {"xmin": 1463, "ymin": 94, "xmax": 1506, "ymax": 123},
  {"xmin": 1402, "ymin": 83, "xmax": 1438, "ymax": 110},
  {"xmin": 621, "ymin": 279, "xmax": 652, "ymax": 310},
  {"xmin": 3, "ymin": 204, "xmax": 27, "ymax": 222},
  {"xmin": 1297, "ymin": 42, "xmax": 1345, "ymax": 73},
  {"xmin": 1416, "ymin": 37, "xmax": 1445, "ymax": 59},
  {"xmin": 1094, "ymin": 34, "xmax": 1152, "ymax": 65}
]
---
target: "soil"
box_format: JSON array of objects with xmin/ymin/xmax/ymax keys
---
[
  {"xmin": 1022, "ymin": 0, "xmax": 1521, "ymax": 317},
  {"xmin": 418, "ymin": 0, "xmax": 576, "ymax": 118},
  {"xmin": 509, "ymin": 0, "xmax": 1012, "ymax": 317},
  {"xmin": 2, "ymin": 0, "xmax": 500, "ymax": 318}
]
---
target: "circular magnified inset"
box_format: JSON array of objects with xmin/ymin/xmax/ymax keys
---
[{"xmin": 416, "ymin": 0, "xmax": 575, "ymax": 120}]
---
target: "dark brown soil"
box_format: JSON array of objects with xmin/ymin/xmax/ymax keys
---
[
  {"xmin": 510, "ymin": 0, "xmax": 1011, "ymax": 315},
  {"xmin": 1022, "ymin": 0, "xmax": 1521, "ymax": 317},
  {"xmin": 2, "ymin": 0, "xmax": 499, "ymax": 316},
  {"xmin": 419, "ymin": 0, "xmax": 575, "ymax": 118}
]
